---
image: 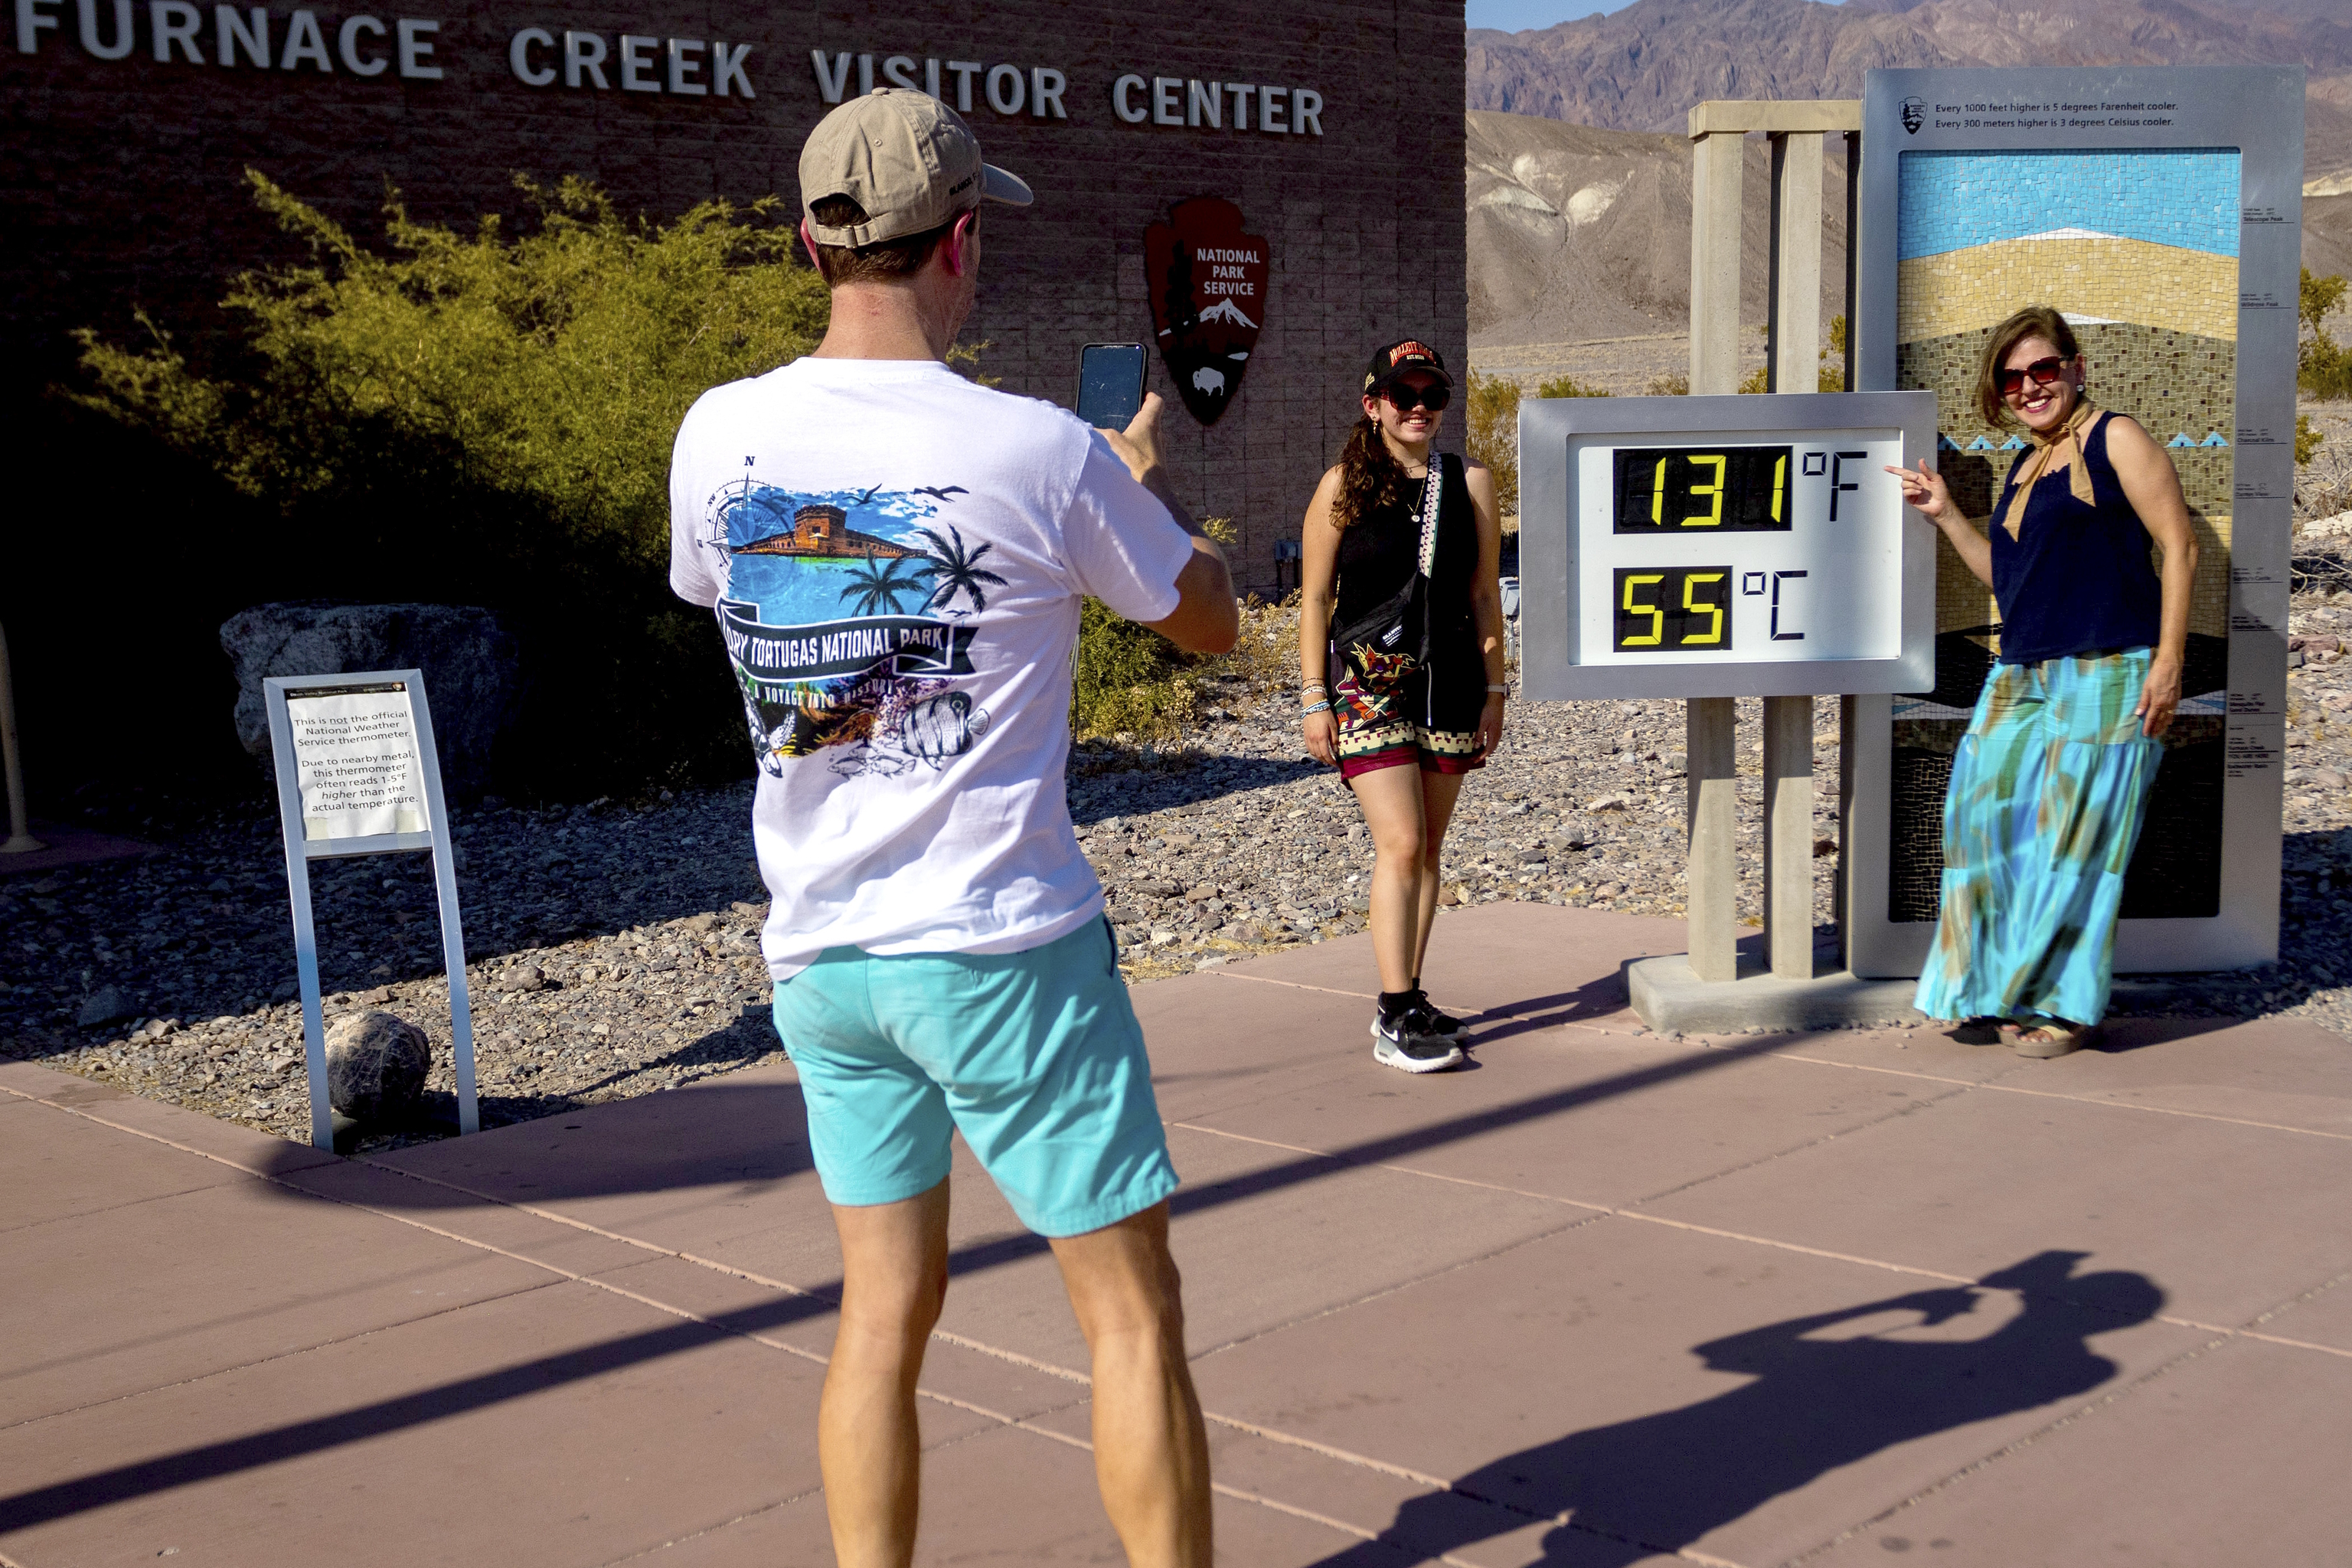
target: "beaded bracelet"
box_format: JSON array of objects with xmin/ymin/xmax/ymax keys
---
[
  {"xmin": 1300, "ymin": 701, "xmax": 1332, "ymax": 716},
  {"xmin": 1300, "ymin": 681, "xmax": 1328, "ymax": 694}
]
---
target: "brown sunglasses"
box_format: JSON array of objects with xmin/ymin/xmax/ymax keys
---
[{"xmin": 1998, "ymin": 355, "xmax": 2073, "ymax": 397}]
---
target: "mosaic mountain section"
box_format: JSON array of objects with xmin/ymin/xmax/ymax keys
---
[{"xmin": 1887, "ymin": 145, "xmax": 2240, "ymax": 924}]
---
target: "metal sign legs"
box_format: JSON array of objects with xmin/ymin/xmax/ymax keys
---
[{"xmin": 264, "ymin": 671, "xmax": 481, "ymax": 1152}]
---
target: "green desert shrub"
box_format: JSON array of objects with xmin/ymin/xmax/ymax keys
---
[
  {"xmin": 2303, "ymin": 267, "xmax": 2351, "ymax": 401},
  {"xmin": 77, "ymin": 172, "xmax": 831, "ymax": 559},
  {"xmin": 1534, "ymin": 373, "xmax": 1612, "ymax": 399},
  {"xmin": 1465, "ymin": 371, "xmax": 1521, "ymax": 518},
  {"xmin": 1069, "ymin": 518, "xmax": 1261, "ymax": 744}
]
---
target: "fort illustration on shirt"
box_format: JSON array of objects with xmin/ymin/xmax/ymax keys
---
[{"xmin": 693, "ymin": 468, "xmax": 1001, "ymax": 779}]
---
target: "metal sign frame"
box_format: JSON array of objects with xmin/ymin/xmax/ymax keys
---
[
  {"xmin": 1520, "ymin": 390, "xmax": 1940, "ymax": 701},
  {"xmin": 1847, "ymin": 65, "xmax": 2302, "ymax": 978},
  {"xmin": 263, "ymin": 669, "xmax": 480, "ymax": 1150}
]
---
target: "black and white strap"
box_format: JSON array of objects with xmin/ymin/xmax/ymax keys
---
[{"xmin": 1414, "ymin": 453, "xmax": 1447, "ymax": 580}]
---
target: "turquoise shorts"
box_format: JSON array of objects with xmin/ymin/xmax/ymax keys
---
[{"xmin": 771, "ymin": 918, "xmax": 1178, "ymax": 1238}]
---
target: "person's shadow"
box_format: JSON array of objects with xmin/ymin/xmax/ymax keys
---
[{"xmin": 1309, "ymin": 1250, "xmax": 2163, "ymax": 1565}]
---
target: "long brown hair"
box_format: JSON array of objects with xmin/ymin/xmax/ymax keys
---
[
  {"xmin": 1974, "ymin": 305, "xmax": 2082, "ymax": 428},
  {"xmin": 1331, "ymin": 413, "xmax": 1406, "ymax": 531}
]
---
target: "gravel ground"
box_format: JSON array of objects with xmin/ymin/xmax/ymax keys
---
[{"xmin": 8, "ymin": 590, "xmax": 2352, "ymax": 1152}]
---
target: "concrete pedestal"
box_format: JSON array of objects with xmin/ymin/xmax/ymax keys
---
[
  {"xmin": 1628, "ymin": 954, "xmax": 1926, "ymax": 1035},
  {"xmin": 1628, "ymin": 952, "xmax": 2212, "ymax": 1036}
]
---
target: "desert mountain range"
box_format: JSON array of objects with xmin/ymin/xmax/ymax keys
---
[{"xmin": 1465, "ymin": 0, "xmax": 2352, "ymax": 363}]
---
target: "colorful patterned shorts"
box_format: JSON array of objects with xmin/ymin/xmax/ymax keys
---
[{"xmin": 1331, "ymin": 655, "xmax": 1485, "ymax": 782}]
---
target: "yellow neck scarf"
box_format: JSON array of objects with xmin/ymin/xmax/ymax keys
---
[{"xmin": 1995, "ymin": 396, "xmax": 2099, "ymax": 539}]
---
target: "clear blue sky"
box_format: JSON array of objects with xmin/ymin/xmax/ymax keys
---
[
  {"xmin": 1465, "ymin": 0, "xmax": 1638, "ymax": 29},
  {"xmin": 1468, "ymin": 0, "xmax": 1847, "ymax": 28}
]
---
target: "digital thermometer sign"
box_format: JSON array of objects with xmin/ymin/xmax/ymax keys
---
[
  {"xmin": 1613, "ymin": 446, "xmax": 1794, "ymax": 534},
  {"xmin": 1517, "ymin": 392, "xmax": 1939, "ymax": 700}
]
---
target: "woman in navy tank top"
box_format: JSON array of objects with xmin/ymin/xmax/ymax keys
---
[{"xmin": 1886, "ymin": 305, "xmax": 2198, "ymax": 1057}]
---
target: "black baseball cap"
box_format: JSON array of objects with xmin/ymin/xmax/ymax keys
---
[{"xmin": 1362, "ymin": 338, "xmax": 1451, "ymax": 396}]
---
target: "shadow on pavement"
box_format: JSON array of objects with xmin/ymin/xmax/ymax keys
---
[
  {"xmin": 2, "ymin": 1033, "xmax": 1812, "ymax": 1528},
  {"xmin": 1304, "ymin": 1251, "xmax": 2164, "ymax": 1566}
]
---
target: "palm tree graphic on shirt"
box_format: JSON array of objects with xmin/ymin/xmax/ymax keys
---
[
  {"xmin": 915, "ymin": 526, "xmax": 1009, "ymax": 614},
  {"xmin": 838, "ymin": 554, "xmax": 929, "ymax": 616}
]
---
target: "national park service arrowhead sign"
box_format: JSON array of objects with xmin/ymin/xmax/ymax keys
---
[{"xmin": 1145, "ymin": 197, "xmax": 1267, "ymax": 426}]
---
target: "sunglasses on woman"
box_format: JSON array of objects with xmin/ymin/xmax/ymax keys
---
[
  {"xmin": 1997, "ymin": 355, "xmax": 2073, "ymax": 397},
  {"xmin": 1382, "ymin": 383, "xmax": 1451, "ymax": 413}
]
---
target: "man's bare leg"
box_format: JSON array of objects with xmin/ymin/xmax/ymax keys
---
[
  {"xmin": 821, "ymin": 1178, "xmax": 952, "ymax": 1568},
  {"xmin": 1050, "ymin": 1200, "xmax": 1212, "ymax": 1567}
]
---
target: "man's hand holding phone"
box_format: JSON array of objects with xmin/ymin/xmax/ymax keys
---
[{"xmin": 1099, "ymin": 393, "xmax": 1167, "ymax": 489}]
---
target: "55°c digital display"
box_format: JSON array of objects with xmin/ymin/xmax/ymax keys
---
[
  {"xmin": 1613, "ymin": 445, "xmax": 1794, "ymax": 534},
  {"xmin": 1613, "ymin": 567, "xmax": 1734, "ymax": 653}
]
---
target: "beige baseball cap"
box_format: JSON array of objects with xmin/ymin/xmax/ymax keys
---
[{"xmin": 799, "ymin": 89, "xmax": 1033, "ymax": 247}]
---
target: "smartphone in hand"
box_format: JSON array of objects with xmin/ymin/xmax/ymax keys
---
[{"xmin": 1076, "ymin": 342, "xmax": 1147, "ymax": 430}]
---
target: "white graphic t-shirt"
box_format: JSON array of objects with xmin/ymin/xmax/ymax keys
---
[{"xmin": 669, "ymin": 356, "xmax": 1194, "ymax": 980}]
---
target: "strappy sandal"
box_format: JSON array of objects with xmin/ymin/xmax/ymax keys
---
[{"xmin": 2003, "ymin": 1018, "xmax": 2098, "ymax": 1059}]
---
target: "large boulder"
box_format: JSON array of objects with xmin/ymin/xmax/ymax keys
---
[
  {"xmin": 220, "ymin": 603, "xmax": 521, "ymax": 799},
  {"xmin": 324, "ymin": 1010, "xmax": 431, "ymax": 1122}
]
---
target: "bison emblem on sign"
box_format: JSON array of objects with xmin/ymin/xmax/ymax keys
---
[{"xmin": 1145, "ymin": 197, "xmax": 1268, "ymax": 426}]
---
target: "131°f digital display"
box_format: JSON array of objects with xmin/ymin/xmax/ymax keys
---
[
  {"xmin": 1612, "ymin": 445, "xmax": 1794, "ymax": 534},
  {"xmin": 1613, "ymin": 567, "xmax": 1735, "ymax": 653}
]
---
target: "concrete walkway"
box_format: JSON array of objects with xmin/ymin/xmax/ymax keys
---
[{"xmin": 3, "ymin": 902, "xmax": 2348, "ymax": 1566}]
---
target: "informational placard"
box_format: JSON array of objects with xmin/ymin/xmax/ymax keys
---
[
  {"xmin": 1845, "ymin": 64, "xmax": 2299, "ymax": 978},
  {"xmin": 1520, "ymin": 391, "xmax": 1939, "ymax": 699},
  {"xmin": 263, "ymin": 668, "xmax": 480, "ymax": 1151},
  {"xmin": 286, "ymin": 682, "xmax": 430, "ymax": 841}
]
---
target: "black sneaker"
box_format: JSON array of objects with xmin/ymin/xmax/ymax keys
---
[
  {"xmin": 1372, "ymin": 1012, "xmax": 1464, "ymax": 1073},
  {"xmin": 1405, "ymin": 988, "xmax": 1468, "ymax": 1049}
]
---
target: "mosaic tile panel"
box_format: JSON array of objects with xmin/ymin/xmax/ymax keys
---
[
  {"xmin": 1896, "ymin": 148, "xmax": 2241, "ymax": 260},
  {"xmin": 1885, "ymin": 715, "xmax": 2225, "ymax": 923},
  {"xmin": 1898, "ymin": 237, "xmax": 2238, "ymax": 343},
  {"xmin": 1892, "ymin": 146, "xmax": 2239, "ymax": 926}
]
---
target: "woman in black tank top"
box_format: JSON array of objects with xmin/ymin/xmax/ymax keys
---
[
  {"xmin": 1887, "ymin": 305, "xmax": 2198, "ymax": 1057},
  {"xmin": 1296, "ymin": 339, "xmax": 1508, "ymax": 1074}
]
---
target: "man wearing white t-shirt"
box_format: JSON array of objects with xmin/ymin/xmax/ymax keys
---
[{"xmin": 668, "ymin": 90, "xmax": 1233, "ymax": 1566}]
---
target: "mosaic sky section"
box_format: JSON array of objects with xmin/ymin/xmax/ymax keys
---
[{"xmin": 1896, "ymin": 149, "xmax": 2241, "ymax": 260}]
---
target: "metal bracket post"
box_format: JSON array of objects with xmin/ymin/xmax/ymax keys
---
[{"xmin": 0, "ymin": 620, "xmax": 42, "ymax": 855}]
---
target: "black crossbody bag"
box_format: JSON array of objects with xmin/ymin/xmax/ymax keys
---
[{"xmin": 1332, "ymin": 452, "xmax": 1450, "ymax": 686}]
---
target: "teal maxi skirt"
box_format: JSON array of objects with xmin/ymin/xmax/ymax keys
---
[{"xmin": 1913, "ymin": 648, "xmax": 2164, "ymax": 1027}]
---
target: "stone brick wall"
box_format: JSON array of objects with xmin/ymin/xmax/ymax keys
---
[{"xmin": 2, "ymin": 0, "xmax": 1467, "ymax": 596}]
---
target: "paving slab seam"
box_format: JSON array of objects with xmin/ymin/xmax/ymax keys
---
[
  {"xmin": 1175, "ymin": 1120, "xmax": 2352, "ymax": 1357},
  {"xmin": 1786, "ymin": 1327, "xmax": 2241, "ymax": 1564},
  {"xmin": 0, "ymin": 1082, "xmax": 332, "ymax": 1183},
  {"xmin": 1211, "ymin": 969, "xmax": 1637, "ymax": 1038},
  {"xmin": 1766, "ymin": 1048, "xmax": 2352, "ymax": 1142},
  {"xmin": 1201, "ymin": 1404, "xmax": 1761, "ymax": 1568},
  {"xmin": 1171, "ymin": 1119, "xmax": 1976, "ymax": 1283},
  {"xmin": 1619, "ymin": 1083, "xmax": 1980, "ymax": 1210},
  {"xmin": 585, "ymin": 1481, "xmax": 828, "ymax": 1568},
  {"xmin": 1191, "ymin": 1204, "xmax": 1618, "ymax": 1364},
  {"xmin": 0, "ymin": 1181, "xmax": 249, "ymax": 1242},
  {"xmin": 0, "ymin": 1283, "xmax": 576, "ymax": 1439},
  {"xmin": 348, "ymin": 1155, "xmax": 1120, "ymax": 1398},
  {"xmin": 586, "ymin": 1423, "xmax": 1053, "ymax": 1568}
]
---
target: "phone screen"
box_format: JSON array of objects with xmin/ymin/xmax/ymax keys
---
[{"xmin": 1076, "ymin": 342, "xmax": 1147, "ymax": 430}]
